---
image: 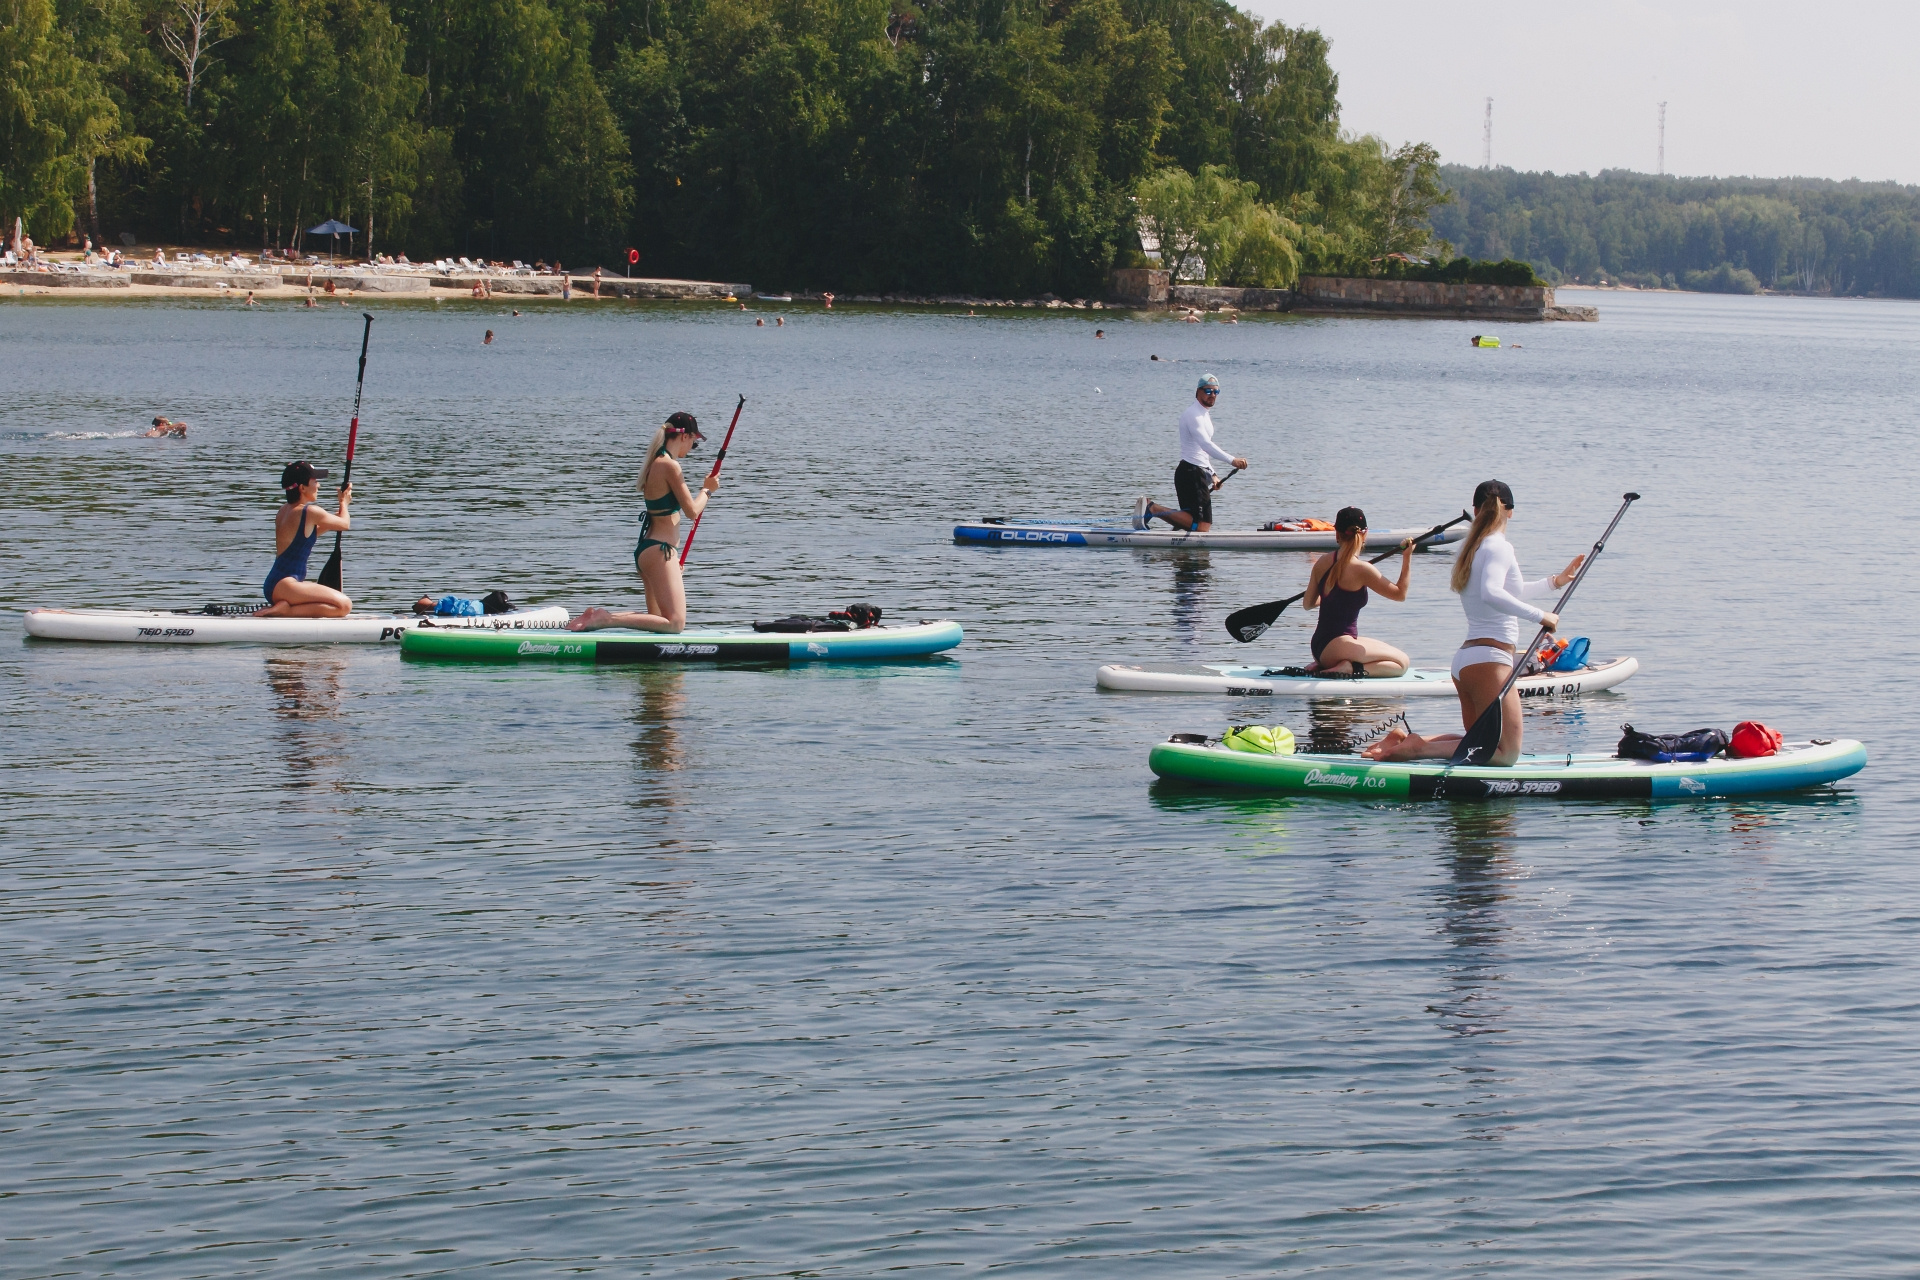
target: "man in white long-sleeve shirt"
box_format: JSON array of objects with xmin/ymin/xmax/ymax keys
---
[{"xmin": 1137, "ymin": 374, "xmax": 1247, "ymax": 531}]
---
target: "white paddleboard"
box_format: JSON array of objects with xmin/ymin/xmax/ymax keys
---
[
  {"xmin": 953, "ymin": 519, "xmax": 1465, "ymax": 552},
  {"xmin": 1096, "ymin": 655, "xmax": 1639, "ymax": 699},
  {"xmin": 22, "ymin": 604, "xmax": 570, "ymax": 645}
]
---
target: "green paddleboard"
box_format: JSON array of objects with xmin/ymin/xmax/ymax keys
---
[{"xmin": 401, "ymin": 619, "xmax": 964, "ymax": 664}]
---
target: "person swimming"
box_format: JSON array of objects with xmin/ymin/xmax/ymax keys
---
[
  {"xmin": 258, "ymin": 460, "xmax": 353, "ymax": 618},
  {"xmin": 142, "ymin": 416, "xmax": 186, "ymax": 438}
]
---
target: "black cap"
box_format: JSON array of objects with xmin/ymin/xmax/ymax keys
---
[
  {"xmin": 1334, "ymin": 506, "xmax": 1367, "ymax": 535},
  {"xmin": 1473, "ymin": 479, "xmax": 1515, "ymax": 511},
  {"xmin": 664, "ymin": 411, "xmax": 703, "ymax": 438},
  {"xmin": 280, "ymin": 460, "xmax": 329, "ymax": 491}
]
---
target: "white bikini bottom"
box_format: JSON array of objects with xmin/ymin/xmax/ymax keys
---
[{"xmin": 1452, "ymin": 645, "xmax": 1514, "ymax": 679}]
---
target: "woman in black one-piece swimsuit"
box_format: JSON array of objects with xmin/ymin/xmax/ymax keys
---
[{"xmin": 1301, "ymin": 506, "xmax": 1417, "ymax": 677}]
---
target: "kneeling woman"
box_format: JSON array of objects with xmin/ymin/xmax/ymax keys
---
[
  {"xmin": 1365, "ymin": 480, "xmax": 1584, "ymax": 766},
  {"xmin": 570, "ymin": 412, "xmax": 720, "ymax": 633},
  {"xmin": 1302, "ymin": 506, "xmax": 1415, "ymax": 676},
  {"xmin": 259, "ymin": 460, "xmax": 352, "ymax": 618}
]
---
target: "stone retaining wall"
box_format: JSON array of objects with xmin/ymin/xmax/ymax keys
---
[
  {"xmin": 0, "ymin": 270, "xmax": 128, "ymax": 288},
  {"xmin": 1107, "ymin": 269, "xmax": 1599, "ymax": 321},
  {"xmin": 132, "ymin": 272, "xmax": 280, "ymax": 289}
]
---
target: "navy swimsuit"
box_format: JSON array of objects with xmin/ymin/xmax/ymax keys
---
[{"xmin": 263, "ymin": 504, "xmax": 321, "ymax": 601}]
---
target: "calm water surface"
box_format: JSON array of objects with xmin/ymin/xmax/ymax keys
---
[{"xmin": 4, "ymin": 290, "xmax": 1919, "ymax": 1275}]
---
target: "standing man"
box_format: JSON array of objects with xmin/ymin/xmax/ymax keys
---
[{"xmin": 1137, "ymin": 374, "xmax": 1247, "ymax": 531}]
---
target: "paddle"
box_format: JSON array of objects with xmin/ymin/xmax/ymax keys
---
[
  {"xmin": 1224, "ymin": 510, "xmax": 1472, "ymax": 642},
  {"xmin": 678, "ymin": 393, "xmax": 746, "ymax": 566},
  {"xmin": 316, "ymin": 313, "xmax": 374, "ymax": 592},
  {"xmin": 1450, "ymin": 491, "xmax": 1640, "ymax": 765}
]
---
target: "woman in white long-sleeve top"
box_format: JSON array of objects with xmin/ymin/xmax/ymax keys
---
[{"xmin": 1365, "ymin": 480, "xmax": 1585, "ymax": 766}]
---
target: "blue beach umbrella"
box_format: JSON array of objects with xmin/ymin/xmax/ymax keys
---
[{"xmin": 306, "ymin": 219, "xmax": 358, "ymax": 264}]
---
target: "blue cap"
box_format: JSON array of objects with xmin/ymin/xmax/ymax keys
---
[{"xmin": 1197, "ymin": 374, "xmax": 1220, "ymax": 392}]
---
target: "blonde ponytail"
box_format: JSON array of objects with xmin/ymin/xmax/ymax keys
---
[
  {"xmin": 637, "ymin": 423, "xmax": 669, "ymax": 492},
  {"xmin": 1450, "ymin": 494, "xmax": 1505, "ymax": 593},
  {"xmin": 1320, "ymin": 527, "xmax": 1364, "ymax": 597}
]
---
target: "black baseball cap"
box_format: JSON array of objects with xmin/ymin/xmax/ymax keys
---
[
  {"xmin": 1473, "ymin": 479, "xmax": 1515, "ymax": 510},
  {"xmin": 1335, "ymin": 506, "xmax": 1367, "ymax": 535},
  {"xmin": 664, "ymin": 411, "xmax": 703, "ymax": 438},
  {"xmin": 280, "ymin": 460, "xmax": 329, "ymax": 490}
]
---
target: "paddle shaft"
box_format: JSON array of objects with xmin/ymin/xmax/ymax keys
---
[
  {"xmin": 316, "ymin": 314, "xmax": 373, "ymax": 591},
  {"xmin": 1225, "ymin": 510, "xmax": 1471, "ymax": 642},
  {"xmin": 1451, "ymin": 491, "xmax": 1640, "ymax": 764},
  {"xmin": 678, "ymin": 394, "xmax": 745, "ymax": 566}
]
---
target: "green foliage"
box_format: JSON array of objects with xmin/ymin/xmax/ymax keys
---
[
  {"xmin": 1433, "ymin": 166, "xmax": 1920, "ymax": 297},
  {"xmin": 1383, "ymin": 255, "xmax": 1543, "ymax": 287},
  {"xmin": 1135, "ymin": 163, "xmax": 1299, "ymax": 286},
  {"xmin": 1682, "ymin": 262, "xmax": 1762, "ymax": 294},
  {"xmin": 4, "ymin": 0, "xmax": 1463, "ymax": 291},
  {"xmin": 1, "ymin": 0, "xmax": 140, "ymax": 240}
]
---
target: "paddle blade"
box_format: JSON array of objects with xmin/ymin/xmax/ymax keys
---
[
  {"xmin": 1450, "ymin": 697, "xmax": 1504, "ymax": 765},
  {"xmin": 316, "ymin": 533, "xmax": 343, "ymax": 591},
  {"xmin": 1224, "ymin": 598, "xmax": 1286, "ymax": 643}
]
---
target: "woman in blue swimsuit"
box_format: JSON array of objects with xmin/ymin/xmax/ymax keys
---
[
  {"xmin": 259, "ymin": 460, "xmax": 353, "ymax": 618},
  {"xmin": 569, "ymin": 412, "xmax": 720, "ymax": 633}
]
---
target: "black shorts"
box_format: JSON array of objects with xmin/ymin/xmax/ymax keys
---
[{"xmin": 1174, "ymin": 460, "xmax": 1214, "ymax": 525}]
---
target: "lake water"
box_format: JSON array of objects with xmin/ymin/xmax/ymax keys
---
[{"xmin": 4, "ymin": 289, "xmax": 1918, "ymax": 1276}]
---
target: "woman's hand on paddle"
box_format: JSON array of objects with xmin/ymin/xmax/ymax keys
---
[
  {"xmin": 701, "ymin": 474, "xmax": 721, "ymax": 495},
  {"xmin": 1539, "ymin": 611, "xmax": 1560, "ymax": 632},
  {"xmin": 336, "ymin": 483, "xmax": 352, "ymax": 508},
  {"xmin": 1554, "ymin": 553, "xmax": 1585, "ymax": 588}
]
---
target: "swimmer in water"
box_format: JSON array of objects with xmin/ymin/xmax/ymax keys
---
[
  {"xmin": 1095, "ymin": 328, "xmax": 1105, "ymax": 338},
  {"xmin": 756, "ymin": 317, "xmax": 765, "ymax": 326},
  {"xmin": 484, "ymin": 329, "xmax": 494, "ymax": 345},
  {"xmin": 142, "ymin": 416, "xmax": 187, "ymax": 438}
]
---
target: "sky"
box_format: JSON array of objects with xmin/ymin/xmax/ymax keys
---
[{"xmin": 1243, "ymin": 0, "xmax": 1920, "ymax": 185}]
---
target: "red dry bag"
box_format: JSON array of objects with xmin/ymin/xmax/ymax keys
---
[{"xmin": 1729, "ymin": 721, "xmax": 1783, "ymax": 759}]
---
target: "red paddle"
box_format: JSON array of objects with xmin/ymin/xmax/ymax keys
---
[
  {"xmin": 316, "ymin": 313, "xmax": 373, "ymax": 591},
  {"xmin": 679, "ymin": 394, "xmax": 745, "ymax": 566}
]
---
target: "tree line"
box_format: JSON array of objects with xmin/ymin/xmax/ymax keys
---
[
  {"xmin": 3, "ymin": 0, "xmax": 1454, "ymax": 295},
  {"xmin": 1434, "ymin": 166, "xmax": 1920, "ymax": 297}
]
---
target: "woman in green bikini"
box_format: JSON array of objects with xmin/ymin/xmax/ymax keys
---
[{"xmin": 569, "ymin": 412, "xmax": 720, "ymax": 633}]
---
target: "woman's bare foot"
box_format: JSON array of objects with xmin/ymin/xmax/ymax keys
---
[
  {"xmin": 567, "ymin": 606, "xmax": 614, "ymax": 632},
  {"xmin": 1361, "ymin": 727, "xmax": 1413, "ymax": 760}
]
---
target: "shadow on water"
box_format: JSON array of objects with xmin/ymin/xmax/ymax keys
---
[
  {"xmin": 627, "ymin": 664, "xmax": 689, "ymax": 785},
  {"xmin": 1165, "ymin": 549, "xmax": 1214, "ymax": 647},
  {"xmin": 264, "ymin": 652, "xmax": 349, "ymax": 794},
  {"xmin": 1428, "ymin": 803, "xmax": 1521, "ymax": 1041}
]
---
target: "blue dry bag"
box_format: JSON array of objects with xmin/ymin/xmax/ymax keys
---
[
  {"xmin": 434, "ymin": 595, "xmax": 484, "ymax": 617},
  {"xmin": 1548, "ymin": 637, "xmax": 1590, "ymax": 671}
]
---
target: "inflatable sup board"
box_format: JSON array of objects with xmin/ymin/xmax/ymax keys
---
[
  {"xmin": 402, "ymin": 619, "xmax": 964, "ymax": 664},
  {"xmin": 1148, "ymin": 736, "xmax": 1866, "ymax": 801},
  {"xmin": 22, "ymin": 604, "xmax": 569, "ymax": 645},
  {"xmin": 1098, "ymin": 656, "xmax": 1638, "ymax": 699},
  {"xmin": 953, "ymin": 518, "xmax": 1465, "ymax": 552}
]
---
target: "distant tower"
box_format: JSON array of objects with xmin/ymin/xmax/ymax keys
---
[
  {"xmin": 1658, "ymin": 102, "xmax": 1667, "ymax": 175},
  {"xmin": 1483, "ymin": 98, "xmax": 1493, "ymax": 169}
]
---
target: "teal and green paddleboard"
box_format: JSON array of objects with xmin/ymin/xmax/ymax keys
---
[
  {"xmin": 1149, "ymin": 737, "xmax": 1867, "ymax": 801},
  {"xmin": 401, "ymin": 619, "xmax": 963, "ymax": 664}
]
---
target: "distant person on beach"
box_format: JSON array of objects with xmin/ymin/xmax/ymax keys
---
[
  {"xmin": 568, "ymin": 411, "xmax": 720, "ymax": 635},
  {"xmin": 1135, "ymin": 374, "xmax": 1247, "ymax": 532},
  {"xmin": 143, "ymin": 417, "xmax": 187, "ymax": 438},
  {"xmin": 592, "ymin": 266, "xmax": 602, "ymax": 298},
  {"xmin": 259, "ymin": 461, "xmax": 353, "ymax": 618}
]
